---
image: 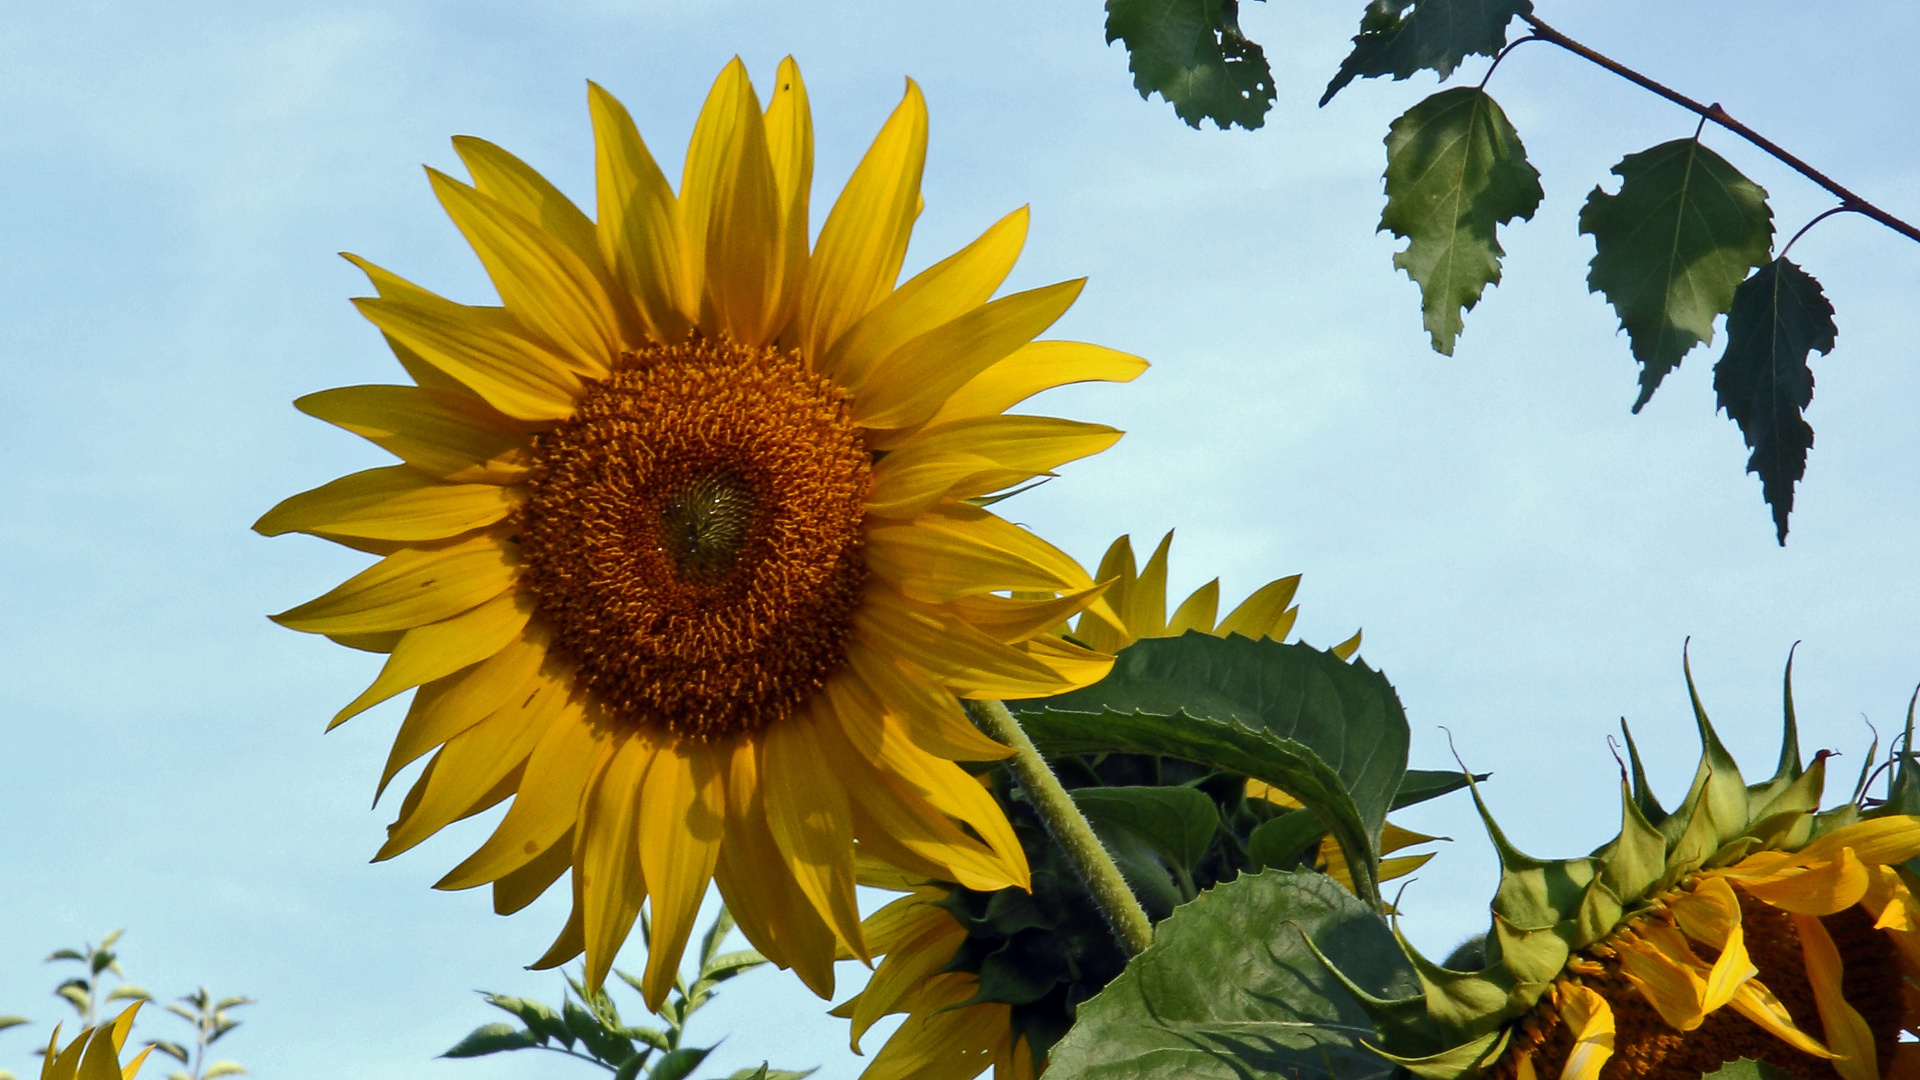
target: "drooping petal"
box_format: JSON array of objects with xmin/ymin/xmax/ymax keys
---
[
  {"xmin": 1737, "ymin": 846, "xmax": 1872, "ymax": 914},
  {"xmin": 867, "ymin": 415, "xmax": 1120, "ymax": 519},
  {"xmin": 438, "ymin": 704, "xmax": 611, "ymax": 889},
  {"xmin": 760, "ymin": 56, "xmax": 813, "ymax": 339},
  {"xmin": 1792, "ymin": 912, "xmax": 1878, "ymax": 1080},
  {"xmin": 846, "ymin": 915, "xmax": 970, "ymax": 1049},
  {"xmin": 1555, "ymin": 983, "xmax": 1616, "ymax": 1080},
  {"xmin": 492, "ymin": 830, "xmax": 574, "ymax": 914},
  {"xmin": 864, "ymin": 503, "xmax": 1094, "ymax": 600},
  {"xmin": 577, "ymin": 733, "xmax": 655, "ymax": 992},
  {"xmin": 352, "ymin": 291, "xmax": 580, "ymax": 421},
  {"xmin": 1614, "ymin": 922, "xmax": 1708, "ymax": 1031},
  {"xmin": 798, "ymin": 79, "xmax": 927, "ymax": 364},
  {"xmin": 294, "ymin": 384, "xmax": 529, "ymax": 483},
  {"xmin": 377, "ymin": 630, "xmax": 549, "ymax": 795},
  {"xmin": 588, "ymin": 81, "xmax": 688, "ymax": 342},
  {"xmin": 636, "ymin": 738, "xmax": 727, "ymax": 1009},
  {"xmin": 1728, "ymin": 978, "xmax": 1837, "ymax": 1058},
  {"xmin": 857, "ymin": 979, "xmax": 1005, "ymax": 1080},
  {"xmin": 761, "ymin": 707, "xmax": 866, "ymax": 961},
  {"xmin": 255, "ymin": 465, "xmax": 520, "ymax": 544},
  {"xmin": 270, "ymin": 533, "xmax": 518, "ymax": 635},
  {"xmin": 1790, "ymin": 816, "xmax": 1920, "ymax": 869}
]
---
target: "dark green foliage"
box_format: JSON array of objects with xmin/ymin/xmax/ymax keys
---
[
  {"xmin": 1700, "ymin": 1062, "xmax": 1800, "ymax": 1080},
  {"xmin": 1043, "ymin": 870, "xmax": 1415, "ymax": 1080},
  {"xmin": 1712, "ymin": 258, "xmax": 1836, "ymax": 543},
  {"xmin": 441, "ymin": 906, "xmax": 813, "ymax": 1080},
  {"xmin": 1321, "ymin": 0, "xmax": 1533, "ymax": 105},
  {"xmin": 1580, "ymin": 138, "xmax": 1774, "ymax": 411},
  {"xmin": 1105, "ymin": 0, "xmax": 1275, "ymax": 130},
  {"xmin": 1381, "ymin": 88, "xmax": 1541, "ymax": 354}
]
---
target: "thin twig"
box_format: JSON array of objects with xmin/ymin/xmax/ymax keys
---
[{"xmin": 1520, "ymin": 15, "xmax": 1920, "ymax": 247}]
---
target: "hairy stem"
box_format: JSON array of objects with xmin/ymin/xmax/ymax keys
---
[
  {"xmin": 965, "ymin": 698, "xmax": 1155, "ymax": 956},
  {"xmin": 1520, "ymin": 15, "xmax": 1920, "ymax": 246}
]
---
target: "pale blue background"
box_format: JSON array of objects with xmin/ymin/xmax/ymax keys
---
[{"xmin": 3, "ymin": 2, "xmax": 1917, "ymax": 1077}]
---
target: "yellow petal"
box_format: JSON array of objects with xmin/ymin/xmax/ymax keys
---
[
  {"xmin": 636, "ymin": 739, "xmax": 726, "ymax": 1010},
  {"xmin": 491, "ymin": 830, "xmax": 573, "ymax": 915},
  {"xmin": 1381, "ymin": 822, "xmax": 1447, "ymax": 855},
  {"xmin": 428, "ymin": 168, "xmax": 618, "ymax": 376},
  {"xmin": 1167, "ymin": 579, "xmax": 1220, "ymax": 635},
  {"xmin": 847, "ymin": 916, "xmax": 970, "ymax": 1049},
  {"xmin": 254, "ymin": 465, "xmax": 520, "ymax": 543},
  {"xmin": 867, "ymin": 415, "xmax": 1120, "ymax": 519},
  {"xmin": 1247, "ymin": 779, "xmax": 1305, "ymax": 809},
  {"xmin": 926, "ymin": 339, "xmax": 1149, "ymax": 428},
  {"xmin": 1671, "ymin": 875, "xmax": 1744, "ymax": 950},
  {"xmin": 1615, "ymin": 923, "xmax": 1707, "ymax": 1031},
  {"xmin": 1120, "ymin": 532, "xmax": 1172, "ymax": 640},
  {"xmin": 949, "ymin": 583, "xmax": 1114, "ymax": 645},
  {"xmin": 760, "ymin": 56, "xmax": 813, "ymax": 340},
  {"xmin": 377, "ymin": 674, "xmax": 569, "ymax": 859},
  {"xmin": 588, "ymin": 81, "xmax": 689, "ymax": 342},
  {"xmin": 578, "ymin": 733, "xmax": 656, "ymax": 992},
  {"xmin": 451, "ymin": 134, "xmax": 641, "ymax": 345},
  {"xmin": 1862, "ymin": 862, "xmax": 1920, "ymax": 932},
  {"xmin": 1073, "ymin": 535, "xmax": 1138, "ymax": 652},
  {"xmin": 1794, "ymin": 816, "xmax": 1920, "ymax": 870},
  {"xmin": 713, "ymin": 736, "xmax": 835, "ymax": 996},
  {"xmin": 844, "ymin": 642, "xmax": 1013, "ymax": 763},
  {"xmin": 529, "ymin": 884, "xmax": 587, "ymax": 970},
  {"xmin": 679, "ymin": 58, "xmax": 755, "ymax": 331},
  {"xmin": 1514, "ymin": 1051, "xmax": 1539, "ymax": 1080},
  {"xmin": 798, "ymin": 79, "xmax": 927, "ymax": 364},
  {"xmin": 1728, "ymin": 977, "xmax": 1837, "ymax": 1058},
  {"xmin": 1332, "ymin": 629, "xmax": 1364, "ymax": 660},
  {"xmin": 761, "ymin": 708, "xmax": 866, "ymax": 962},
  {"xmin": 352, "ymin": 290, "xmax": 580, "ymax": 421},
  {"xmin": 1216, "ymin": 574, "xmax": 1302, "ymax": 641},
  {"xmin": 1555, "ymin": 983, "xmax": 1615, "ymax": 1080},
  {"xmin": 377, "ymin": 630, "xmax": 549, "ymax": 797},
  {"xmin": 864, "ymin": 503, "xmax": 1094, "ymax": 601},
  {"xmin": 825, "ymin": 206, "xmax": 1028, "ymax": 391},
  {"xmin": 1792, "ymin": 912, "xmax": 1878, "ymax": 1080},
  {"xmin": 855, "ymin": 589, "xmax": 1079, "ymax": 699},
  {"xmin": 697, "ymin": 66, "xmax": 784, "ymax": 346},
  {"xmin": 295, "ymin": 384, "xmax": 529, "ymax": 483},
  {"xmin": 438, "ymin": 705, "xmax": 611, "ymax": 889},
  {"xmin": 270, "ymin": 533, "xmax": 517, "ymax": 635},
  {"xmin": 1738, "ymin": 846, "xmax": 1872, "ymax": 914},
  {"xmin": 857, "ymin": 985, "xmax": 1004, "ymax": 1080},
  {"xmin": 330, "ymin": 590, "xmax": 533, "ymax": 729},
  {"xmin": 1007, "ymin": 633, "xmax": 1116, "ymax": 696},
  {"xmin": 853, "ymin": 280, "xmax": 1085, "ymax": 436},
  {"xmin": 1379, "ymin": 851, "xmax": 1437, "ymax": 881}
]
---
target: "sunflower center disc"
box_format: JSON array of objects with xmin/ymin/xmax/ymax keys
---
[{"xmin": 519, "ymin": 336, "xmax": 871, "ymax": 740}]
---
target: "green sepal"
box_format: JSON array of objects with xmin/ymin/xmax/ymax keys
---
[
  {"xmin": 1372, "ymin": 1026, "xmax": 1512, "ymax": 1080},
  {"xmin": 1570, "ymin": 877, "xmax": 1624, "ymax": 949},
  {"xmin": 1874, "ymin": 687, "xmax": 1920, "ymax": 819},
  {"xmin": 1676, "ymin": 650, "xmax": 1751, "ymax": 846},
  {"xmin": 1397, "ymin": 923, "xmax": 1517, "ymax": 1040},
  {"xmin": 1293, "ymin": 925, "xmax": 1439, "ymax": 1043},
  {"xmin": 1489, "ymin": 915, "xmax": 1570, "ymax": 985},
  {"xmin": 1618, "ymin": 720, "xmax": 1669, "ymax": 826},
  {"xmin": 1810, "ymin": 802, "xmax": 1862, "ymax": 840},
  {"xmin": 1748, "ymin": 751, "xmax": 1828, "ymax": 832},
  {"xmin": 1465, "ymin": 780, "xmax": 1595, "ymax": 930},
  {"xmin": 1598, "ymin": 779, "xmax": 1666, "ymax": 904}
]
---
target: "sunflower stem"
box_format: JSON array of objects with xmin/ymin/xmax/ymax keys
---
[{"xmin": 966, "ymin": 698, "xmax": 1155, "ymax": 957}]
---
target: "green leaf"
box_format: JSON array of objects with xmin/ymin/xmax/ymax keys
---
[
  {"xmin": 613, "ymin": 1052, "xmax": 651, "ymax": 1080},
  {"xmin": 649, "ymin": 1045, "xmax": 714, "ymax": 1080},
  {"xmin": 1393, "ymin": 769, "xmax": 1484, "ymax": 809},
  {"xmin": 1045, "ymin": 870, "xmax": 1416, "ymax": 1080},
  {"xmin": 148, "ymin": 1041, "xmax": 191, "ymax": 1064},
  {"xmin": 725, "ymin": 1069, "xmax": 816, "ymax": 1080},
  {"xmin": 201, "ymin": 1063, "xmax": 247, "ymax": 1080},
  {"xmin": 697, "ymin": 907, "xmax": 737, "ymax": 971},
  {"xmin": 1381, "ymin": 87, "xmax": 1541, "ymax": 355},
  {"xmin": 1071, "ymin": 785, "xmax": 1221, "ymax": 872},
  {"xmin": 1105, "ymin": 0, "xmax": 1276, "ymax": 131},
  {"xmin": 1015, "ymin": 635, "xmax": 1410, "ymax": 903},
  {"xmin": 1322, "ymin": 0, "xmax": 1533, "ymax": 105},
  {"xmin": 0, "ymin": 1017, "xmax": 28, "ymax": 1033},
  {"xmin": 482, "ymin": 993, "xmax": 567, "ymax": 1046},
  {"xmin": 44, "ymin": 950, "xmax": 86, "ymax": 964},
  {"xmin": 564, "ymin": 998, "xmax": 634, "ymax": 1065},
  {"xmin": 442, "ymin": 1022, "xmax": 541, "ymax": 1058},
  {"xmin": 1711, "ymin": 257, "xmax": 1836, "ymax": 544},
  {"xmin": 105, "ymin": 986, "xmax": 152, "ymax": 1003},
  {"xmin": 1246, "ymin": 808, "xmax": 1327, "ymax": 869},
  {"xmin": 1579, "ymin": 138, "xmax": 1774, "ymax": 411}
]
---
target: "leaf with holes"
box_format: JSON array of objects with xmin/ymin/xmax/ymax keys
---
[
  {"xmin": 1381, "ymin": 87, "xmax": 1542, "ymax": 354},
  {"xmin": 1580, "ymin": 138, "xmax": 1773, "ymax": 411},
  {"xmin": 1712, "ymin": 258, "xmax": 1836, "ymax": 544},
  {"xmin": 1322, "ymin": 0, "xmax": 1533, "ymax": 105},
  {"xmin": 1106, "ymin": 0, "xmax": 1276, "ymax": 130}
]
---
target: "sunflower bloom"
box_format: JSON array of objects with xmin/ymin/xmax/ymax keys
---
[
  {"xmin": 837, "ymin": 539, "xmax": 1368, "ymax": 1080},
  {"xmin": 1323, "ymin": 660, "xmax": 1920, "ymax": 1080},
  {"xmin": 256, "ymin": 58, "xmax": 1146, "ymax": 1006},
  {"xmin": 37, "ymin": 1004, "xmax": 151, "ymax": 1080}
]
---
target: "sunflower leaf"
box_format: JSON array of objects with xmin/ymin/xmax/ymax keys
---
[
  {"xmin": 1394, "ymin": 769, "xmax": 1485, "ymax": 809},
  {"xmin": 1045, "ymin": 870, "xmax": 1414, "ymax": 1080},
  {"xmin": 1700, "ymin": 1060, "xmax": 1800, "ymax": 1080},
  {"xmin": 1712, "ymin": 258, "xmax": 1836, "ymax": 544},
  {"xmin": 1381, "ymin": 88, "xmax": 1541, "ymax": 355},
  {"xmin": 1579, "ymin": 138, "xmax": 1773, "ymax": 411},
  {"xmin": 1071, "ymin": 785, "xmax": 1221, "ymax": 873},
  {"xmin": 1322, "ymin": 0, "xmax": 1533, "ymax": 105},
  {"xmin": 1105, "ymin": 0, "xmax": 1276, "ymax": 131}
]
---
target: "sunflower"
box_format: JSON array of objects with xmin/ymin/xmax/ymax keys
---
[
  {"xmin": 834, "ymin": 538, "xmax": 1380, "ymax": 1080},
  {"xmin": 255, "ymin": 57, "xmax": 1147, "ymax": 1007},
  {"xmin": 1320, "ymin": 660, "xmax": 1920, "ymax": 1080},
  {"xmin": 37, "ymin": 1004, "xmax": 151, "ymax": 1080}
]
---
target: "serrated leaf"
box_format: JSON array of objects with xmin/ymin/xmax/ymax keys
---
[
  {"xmin": 648, "ymin": 1045, "xmax": 714, "ymax": 1080},
  {"xmin": 442, "ymin": 1022, "xmax": 541, "ymax": 1058},
  {"xmin": 1045, "ymin": 870, "xmax": 1416, "ymax": 1080},
  {"xmin": 1580, "ymin": 138, "xmax": 1774, "ymax": 410},
  {"xmin": 1381, "ymin": 87, "xmax": 1541, "ymax": 355},
  {"xmin": 1712, "ymin": 257, "xmax": 1836, "ymax": 544},
  {"xmin": 201, "ymin": 1063, "xmax": 246, "ymax": 1079},
  {"xmin": 1106, "ymin": 0, "xmax": 1276, "ymax": 131},
  {"xmin": 1322, "ymin": 0, "xmax": 1533, "ymax": 105},
  {"xmin": 1071, "ymin": 785, "xmax": 1221, "ymax": 872}
]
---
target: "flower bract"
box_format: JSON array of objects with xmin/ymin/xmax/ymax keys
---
[{"xmin": 256, "ymin": 57, "xmax": 1146, "ymax": 1006}]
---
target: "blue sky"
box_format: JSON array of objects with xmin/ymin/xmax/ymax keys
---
[{"xmin": 3, "ymin": 2, "xmax": 1917, "ymax": 1078}]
